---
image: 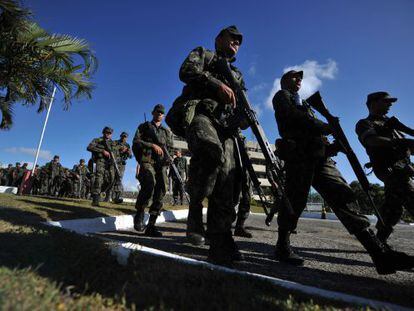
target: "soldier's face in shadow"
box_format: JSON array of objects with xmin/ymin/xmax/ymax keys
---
[
  {"xmin": 152, "ymin": 110, "xmax": 164, "ymax": 123},
  {"xmin": 104, "ymin": 132, "xmax": 112, "ymax": 140},
  {"xmin": 370, "ymin": 100, "xmax": 393, "ymax": 116},
  {"xmin": 216, "ymin": 32, "xmax": 240, "ymax": 58},
  {"xmin": 285, "ymin": 75, "xmax": 302, "ymax": 93}
]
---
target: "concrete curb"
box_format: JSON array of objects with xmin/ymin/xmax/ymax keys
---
[
  {"xmin": 45, "ymin": 210, "xmax": 411, "ymax": 310},
  {"xmin": 0, "ymin": 186, "xmax": 18, "ymax": 194},
  {"xmin": 110, "ymin": 242, "xmax": 410, "ymax": 311},
  {"xmin": 46, "ymin": 208, "xmax": 193, "ymax": 234}
]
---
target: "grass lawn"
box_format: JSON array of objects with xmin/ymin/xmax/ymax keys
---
[{"xmin": 0, "ymin": 194, "xmax": 359, "ymax": 310}]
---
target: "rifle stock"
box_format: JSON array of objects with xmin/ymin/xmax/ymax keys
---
[
  {"xmin": 306, "ymin": 91, "xmax": 385, "ymax": 226},
  {"xmin": 218, "ymin": 58, "xmax": 294, "ymax": 225}
]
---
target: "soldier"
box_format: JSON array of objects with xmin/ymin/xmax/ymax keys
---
[
  {"xmin": 73, "ymin": 159, "xmax": 90, "ymax": 199},
  {"xmin": 31, "ymin": 165, "xmax": 41, "ymax": 195},
  {"xmin": 272, "ymin": 70, "xmax": 414, "ymax": 274},
  {"xmin": 233, "ymin": 134, "xmax": 253, "ymax": 238},
  {"xmin": 1, "ymin": 164, "xmax": 12, "ymax": 186},
  {"xmin": 132, "ymin": 104, "xmax": 173, "ymax": 237},
  {"xmin": 45, "ymin": 155, "xmax": 63, "ymax": 196},
  {"xmin": 113, "ymin": 132, "xmax": 132, "ymax": 203},
  {"xmin": 356, "ymin": 92, "xmax": 414, "ymax": 245},
  {"xmin": 176, "ymin": 25, "xmax": 245, "ymax": 266},
  {"xmin": 169, "ymin": 149, "xmax": 188, "ymax": 205},
  {"xmin": 87, "ymin": 126, "xmax": 118, "ymax": 207}
]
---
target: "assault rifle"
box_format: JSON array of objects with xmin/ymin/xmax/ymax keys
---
[
  {"xmin": 163, "ymin": 147, "xmax": 190, "ymax": 204},
  {"xmin": 235, "ymin": 136, "xmax": 272, "ymax": 217},
  {"xmin": 306, "ymin": 91, "xmax": 385, "ymax": 226},
  {"xmin": 103, "ymin": 139, "xmax": 122, "ymax": 183},
  {"xmin": 217, "ymin": 58, "xmax": 294, "ymax": 226}
]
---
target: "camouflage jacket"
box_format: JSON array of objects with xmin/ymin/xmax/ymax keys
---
[
  {"xmin": 73, "ymin": 164, "xmax": 90, "ymax": 178},
  {"xmin": 356, "ymin": 115, "xmax": 410, "ymax": 171},
  {"xmin": 45, "ymin": 161, "xmax": 63, "ymax": 179},
  {"xmin": 179, "ymin": 47, "xmax": 246, "ymax": 127},
  {"xmin": 116, "ymin": 140, "xmax": 132, "ymax": 165},
  {"xmin": 273, "ymin": 89, "xmax": 328, "ymax": 158},
  {"xmin": 87, "ymin": 137, "xmax": 119, "ymax": 163},
  {"xmin": 170, "ymin": 156, "xmax": 187, "ymax": 180},
  {"xmin": 132, "ymin": 121, "xmax": 173, "ymax": 166}
]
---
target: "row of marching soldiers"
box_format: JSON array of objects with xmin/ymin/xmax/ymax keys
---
[{"xmin": 0, "ymin": 157, "xmax": 91, "ymax": 198}]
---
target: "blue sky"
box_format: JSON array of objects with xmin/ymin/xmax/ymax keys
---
[{"xmin": 1, "ymin": 0, "xmax": 414, "ymax": 190}]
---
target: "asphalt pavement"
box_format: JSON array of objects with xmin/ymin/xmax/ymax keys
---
[{"xmin": 97, "ymin": 214, "xmax": 414, "ymax": 308}]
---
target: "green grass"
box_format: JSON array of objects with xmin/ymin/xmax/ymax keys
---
[
  {"xmin": 0, "ymin": 193, "xmax": 185, "ymax": 221},
  {"xmin": 0, "ymin": 194, "xmax": 363, "ymax": 310}
]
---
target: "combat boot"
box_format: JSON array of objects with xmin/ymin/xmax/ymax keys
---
[
  {"xmin": 186, "ymin": 204, "xmax": 205, "ymax": 245},
  {"xmin": 208, "ymin": 233, "xmax": 234, "ymax": 268},
  {"xmin": 144, "ymin": 214, "xmax": 163, "ymax": 237},
  {"xmin": 234, "ymin": 218, "xmax": 253, "ymax": 238},
  {"xmin": 356, "ymin": 229, "xmax": 414, "ymax": 275},
  {"xmin": 274, "ymin": 229, "xmax": 304, "ymax": 266},
  {"xmin": 134, "ymin": 207, "xmax": 145, "ymax": 232},
  {"xmin": 226, "ymin": 232, "xmax": 245, "ymax": 262},
  {"xmin": 91, "ymin": 194, "xmax": 100, "ymax": 207},
  {"xmin": 113, "ymin": 192, "xmax": 123, "ymax": 204}
]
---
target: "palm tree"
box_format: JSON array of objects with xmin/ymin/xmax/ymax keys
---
[{"xmin": 0, "ymin": 0, "xmax": 97, "ymax": 129}]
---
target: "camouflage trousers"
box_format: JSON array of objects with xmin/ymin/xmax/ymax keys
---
[
  {"xmin": 135, "ymin": 163, "xmax": 168, "ymax": 215},
  {"xmin": 233, "ymin": 165, "xmax": 251, "ymax": 221},
  {"xmin": 113, "ymin": 164, "xmax": 126, "ymax": 195},
  {"xmin": 172, "ymin": 178, "xmax": 185, "ymax": 204},
  {"xmin": 74, "ymin": 176, "xmax": 88, "ymax": 198},
  {"xmin": 278, "ymin": 157, "xmax": 370, "ymax": 234},
  {"xmin": 187, "ymin": 114, "xmax": 238, "ymax": 235},
  {"xmin": 376, "ymin": 171, "xmax": 414, "ymax": 233},
  {"xmin": 91, "ymin": 159, "xmax": 115, "ymax": 196}
]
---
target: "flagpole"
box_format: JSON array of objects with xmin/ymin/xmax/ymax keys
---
[{"xmin": 32, "ymin": 86, "xmax": 57, "ymax": 174}]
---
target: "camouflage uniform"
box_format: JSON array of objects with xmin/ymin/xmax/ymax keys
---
[
  {"xmin": 114, "ymin": 136, "xmax": 132, "ymax": 201},
  {"xmin": 356, "ymin": 115, "xmax": 414, "ymax": 241},
  {"xmin": 133, "ymin": 120, "xmax": 172, "ymax": 216},
  {"xmin": 10, "ymin": 163, "xmax": 22, "ymax": 187},
  {"xmin": 169, "ymin": 155, "xmax": 188, "ymax": 205},
  {"xmin": 177, "ymin": 26, "xmax": 245, "ymax": 264},
  {"xmin": 73, "ymin": 162, "xmax": 90, "ymax": 198},
  {"xmin": 45, "ymin": 160, "xmax": 63, "ymax": 196},
  {"xmin": 233, "ymin": 134, "xmax": 253, "ymax": 237},
  {"xmin": 273, "ymin": 88, "xmax": 370, "ymax": 235},
  {"xmin": 87, "ymin": 135, "xmax": 118, "ymax": 203}
]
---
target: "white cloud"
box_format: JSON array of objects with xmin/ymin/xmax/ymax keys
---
[
  {"xmin": 250, "ymin": 82, "xmax": 267, "ymax": 93},
  {"xmin": 4, "ymin": 147, "xmax": 53, "ymax": 160},
  {"xmin": 265, "ymin": 59, "xmax": 338, "ymax": 109},
  {"xmin": 248, "ymin": 63, "xmax": 257, "ymax": 76}
]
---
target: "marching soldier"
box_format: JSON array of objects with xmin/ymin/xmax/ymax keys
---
[
  {"xmin": 169, "ymin": 149, "xmax": 188, "ymax": 205},
  {"xmin": 272, "ymin": 70, "xmax": 414, "ymax": 274},
  {"xmin": 356, "ymin": 92, "xmax": 414, "ymax": 244},
  {"xmin": 132, "ymin": 104, "xmax": 173, "ymax": 237},
  {"xmin": 73, "ymin": 159, "xmax": 89, "ymax": 199},
  {"xmin": 113, "ymin": 132, "xmax": 132, "ymax": 204},
  {"xmin": 45, "ymin": 155, "xmax": 64, "ymax": 196},
  {"xmin": 176, "ymin": 25, "xmax": 245, "ymax": 265},
  {"xmin": 87, "ymin": 126, "xmax": 118, "ymax": 207}
]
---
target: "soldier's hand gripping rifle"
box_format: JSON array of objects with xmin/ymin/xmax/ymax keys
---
[
  {"xmin": 306, "ymin": 91, "xmax": 385, "ymax": 227},
  {"xmin": 217, "ymin": 58, "xmax": 294, "ymax": 226},
  {"xmin": 236, "ymin": 136, "xmax": 272, "ymax": 218},
  {"xmin": 103, "ymin": 140, "xmax": 122, "ymax": 185}
]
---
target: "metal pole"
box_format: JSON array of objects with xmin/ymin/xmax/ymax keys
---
[{"xmin": 32, "ymin": 86, "xmax": 57, "ymax": 174}]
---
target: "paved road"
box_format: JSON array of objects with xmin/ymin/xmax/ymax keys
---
[{"xmin": 97, "ymin": 214, "xmax": 414, "ymax": 308}]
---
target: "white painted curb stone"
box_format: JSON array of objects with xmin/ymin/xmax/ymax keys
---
[
  {"xmin": 110, "ymin": 242, "xmax": 411, "ymax": 311},
  {"xmin": 0, "ymin": 186, "xmax": 18, "ymax": 194}
]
